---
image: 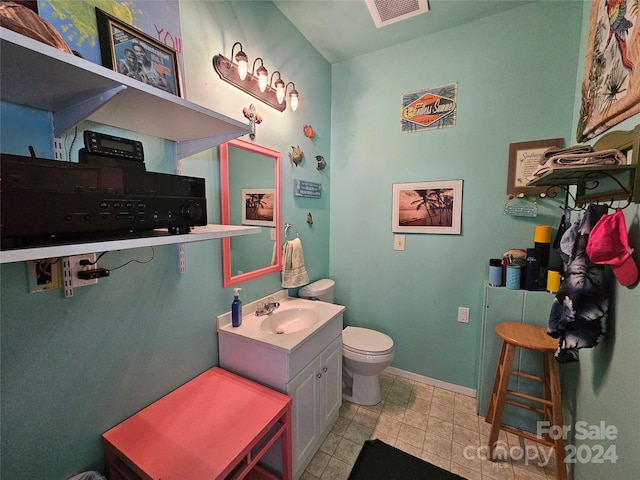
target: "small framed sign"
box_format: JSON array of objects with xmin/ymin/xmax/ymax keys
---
[
  {"xmin": 96, "ymin": 8, "xmax": 181, "ymax": 97},
  {"xmin": 293, "ymin": 179, "xmax": 322, "ymax": 199},
  {"xmin": 507, "ymin": 138, "xmax": 563, "ymax": 196}
]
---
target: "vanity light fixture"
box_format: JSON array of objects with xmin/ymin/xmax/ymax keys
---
[
  {"xmin": 285, "ymin": 82, "xmax": 299, "ymax": 111},
  {"xmin": 212, "ymin": 43, "xmax": 300, "ymax": 113}
]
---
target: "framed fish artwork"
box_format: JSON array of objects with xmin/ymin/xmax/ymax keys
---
[{"xmin": 577, "ymin": 0, "xmax": 640, "ymax": 141}]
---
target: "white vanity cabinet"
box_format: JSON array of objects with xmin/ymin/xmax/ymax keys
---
[
  {"xmin": 218, "ymin": 308, "xmax": 343, "ymax": 479},
  {"xmin": 288, "ymin": 335, "xmax": 342, "ymax": 469}
]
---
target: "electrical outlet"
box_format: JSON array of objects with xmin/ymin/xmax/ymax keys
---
[
  {"xmin": 458, "ymin": 307, "xmax": 470, "ymax": 323},
  {"xmin": 66, "ymin": 254, "xmax": 99, "ymax": 289},
  {"xmin": 394, "ymin": 234, "xmax": 406, "ymax": 251},
  {"xmin": 27, "ymin": 258, "xmax": 62, "ymax": 293}
]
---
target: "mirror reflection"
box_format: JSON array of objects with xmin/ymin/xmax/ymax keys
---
[{"xmin": 220, "ymin": 138, "xmax": 281, "ymax": 287}]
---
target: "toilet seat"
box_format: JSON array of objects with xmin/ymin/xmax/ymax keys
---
[{"xmin": 343, "ymin": 326, "xmax": 394, "ymax": 356}]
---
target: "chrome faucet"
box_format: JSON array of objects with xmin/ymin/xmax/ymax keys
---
[{"xmin": 255, "ymin": 298, "xmax": 280, "ymax": 316}]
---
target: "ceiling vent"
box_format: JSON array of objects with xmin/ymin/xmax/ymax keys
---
[{"xmin": 365, "ymin": 0, "xmax": 429, "ymax": 28}]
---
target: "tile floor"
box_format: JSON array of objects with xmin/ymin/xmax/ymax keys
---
[{"xmin": 301, "ymin": 372, "xmax": 560, "ymax": 480}]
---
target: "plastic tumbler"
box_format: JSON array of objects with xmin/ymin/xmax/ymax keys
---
[
  {"xmin": 489, "ymin": 259, "xmax": 503, "ymax": 286},
  {"xmin": 506, "ymin": 265, "xmax": 521, "ymax": 290},
  {"xmin": 524, "ymin": 248, "xmax": 540, "ymax": 290},
  {"xmin": 547, "ymin": 269, "xmax": 562, "ymax": 293}
]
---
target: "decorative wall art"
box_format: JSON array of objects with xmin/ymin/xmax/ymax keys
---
[
  {"xmin": 96, "ymin": 8, "xmax": 181, "ymax": 96},
  {"xmin": 315, "ymin": 155, "xmax": 327, "ymax": 171},
  {"xmin": 293, "ymin": 179, "xmax": 322, "ymax": 198},
  {"xmin": 577, "ymin": 0, "xmax": 640, "ymax": 141},
  {"xmin": 42, "ymin": 1, "xmax": 183, "ymax": 72},
  {"xmin": 241, "ymin": 188, "xmax": 275, "ymax": 227},
  {"xmin": 392, "ymin": 180, "xmax": 463, "ymax": 234},
  {"xmin": 507, "ymin": 138, "xmax": 563, "ymax": 197},
  {"xmin": 243, "ymin": 104, "xmax": 262, "ymax": 139},
  {"xmin": 401, "ymin": 82, "xmax": 458, "ymax": 134},
  {"xmin": 303, "ymin": 125, "xmax": 316, "ymax": 140},
  {"xmin": 289, "ymin": 145, "xmax": 305, "ymax": 166}
]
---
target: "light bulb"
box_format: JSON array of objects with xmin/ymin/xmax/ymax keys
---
[
  {"xmin": 290, "ymin": 89, "xmax": 299, "ymax": 111},
  {"xmin": 257, "ymin": 66, "xmax": 268, "ymax": 92},
  {"xmin": 276, "ymin": 79, "xmax": 285, "ymax": 104},
  {"xmin": 235, "ymin": 51, "xmax": 248, "ymax": 81}
]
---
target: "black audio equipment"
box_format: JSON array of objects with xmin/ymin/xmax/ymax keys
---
[
  {"xmin": 1, "ymin": 152, "xmax": 207, "ymax": 249},
  {"xmin": 83, "ymin": 130, "xmax": 144, "ymax": 161}
]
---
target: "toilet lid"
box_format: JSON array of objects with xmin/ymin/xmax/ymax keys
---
[{"xmin": 343, "ymin": 326, "xmax": 394, "ymax": 355}]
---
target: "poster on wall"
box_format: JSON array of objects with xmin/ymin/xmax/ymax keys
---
[
  {"xmin": 577, "ymin": 0, "xmax": 640, "ymax": 142},
  {"xmin": 391, "ymin": 180, "xmax": 463, "ymax": 234},
  {"xmin": 400, "ymin": 82, "xmax": 458, "ymax": 133},
  {"xmin": 39, "ymin": 0, "xmax": 185, "ymax": 94}
]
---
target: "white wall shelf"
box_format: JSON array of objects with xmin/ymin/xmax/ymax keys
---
[
  {"xmin": 0, "ymin": 225, "xmax": 261, "ymax": 264},
  {"xmin": 1, "ymin": 28, "xmax": 258, "ymax": 266},
  {"xmin": 0, "ymin": 27, "xmax": 250, "ymax": 159}
]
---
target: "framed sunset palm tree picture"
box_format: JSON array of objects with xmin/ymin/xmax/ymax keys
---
[{"xmin": 392, "ymin": 180, "xmax": 463, "ymax": 234}]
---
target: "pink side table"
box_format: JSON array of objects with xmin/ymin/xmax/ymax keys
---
[{"xmin": 103, "ymin": 367, "xmax": 292, "ymax": 480}]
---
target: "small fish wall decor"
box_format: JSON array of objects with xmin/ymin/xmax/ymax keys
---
[
  {"xmin": 243, "ymin": 104, "xmax": 262, "ymax": 139},
  {"xmin": 315, "ymin": 155, "xmax": 326, "ymax": 172},
  {"xmin": 303, "ymin": 124, "xmax": 316, "ymax": 140},
  {"xmin": 289, "ymin": 145, "xmax": 304, "ymax": 167}
]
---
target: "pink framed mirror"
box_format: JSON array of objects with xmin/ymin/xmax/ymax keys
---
[{"xmin": 220, "ymin": 138, "xmax": 281, "ymax": 287}]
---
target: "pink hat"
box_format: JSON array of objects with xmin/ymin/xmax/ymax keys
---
[{"xmin": 586, "ymin": 208, "xmax": 638, "ymax": 286}]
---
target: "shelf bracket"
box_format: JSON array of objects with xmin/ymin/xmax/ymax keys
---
[
  {"xmin": 62, "ymin": 256, "xmax": 74, "ymax": 298},
  {"xmin": 176, "ymin": 133, "xmax": 249, "ymax": 160},
  {"xmin": 54, "ymin": 85, "xmax": 128, "ymax": 137}
]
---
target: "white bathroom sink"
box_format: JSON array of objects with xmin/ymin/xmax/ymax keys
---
[
  {"xmin": 217, "ymin": 292, "xmax": 346, "ymax": 352},
  {"xmin": 260, "ymin": 308, "xmax": 319, "ymax": 334}
]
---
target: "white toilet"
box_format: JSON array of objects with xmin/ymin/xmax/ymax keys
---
[{"xmin": 299, "ymin": 279, "xmax": 395, "ymax": 406}]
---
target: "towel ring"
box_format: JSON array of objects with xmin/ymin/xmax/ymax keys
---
[{"xmin": 284, "ymin": 223, "xmax": 299, "ymax": 241}]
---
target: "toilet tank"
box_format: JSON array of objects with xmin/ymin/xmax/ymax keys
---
[{"xmin": 299, "ymin": 278, "xmax": 335, "ymax": 303}]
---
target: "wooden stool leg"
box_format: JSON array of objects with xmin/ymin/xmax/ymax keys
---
[
  {"xmin": 487, "ymin": 342, "xmax": 517, "ymax": 459},
  {"xmin": 486, "ymin": 340, "xmax": 508, "ymax": 423},
  {"xmin": 541, "ymin": 350, "xmax": 553, "ymax": 443},
  {"xmin": 545, "ymin": 352, "xmax": 567, "ymax": 480}
]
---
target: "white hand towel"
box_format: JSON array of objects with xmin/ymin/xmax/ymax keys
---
[{"xmin": 281, "ymin": 237, "xmax": 309, "ymax": 288}]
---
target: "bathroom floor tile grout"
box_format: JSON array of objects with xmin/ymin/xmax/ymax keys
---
[{"xmin": 301, "ymin": 372, "xmax": 558, "ymax": 480}]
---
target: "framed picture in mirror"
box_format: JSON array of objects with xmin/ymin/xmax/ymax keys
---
[{"xmin": 241, "ymin": 188, "xmax": 276, "ymax": 227}]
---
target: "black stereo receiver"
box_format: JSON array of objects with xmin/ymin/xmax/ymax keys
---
[{"xmin": 1, "ymin": 153, "xmax": 207, "ymax": 249}]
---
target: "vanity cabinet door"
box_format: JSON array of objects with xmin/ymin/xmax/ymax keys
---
[
  {"xmin": 319, "ymin": 336, "xmax": 342, "ymax": 428},
  {"xmin": 288, "ymin": 356, "xmax": 321, "ymax": 472}
]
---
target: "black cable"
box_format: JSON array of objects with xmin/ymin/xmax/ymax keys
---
[
  {"xmin": 67, "ymin": 126, "xmax": 78, "ymax": 161},
  {"xmin": 79, "ymin": 252, "xmax": 108, "ymax": 266},
  {"xmin": 108, "ymin": 247, "xmax": 155, "ymax": 271},
  {"xmin": 80, "ymin": 248, "xmax": 155, "ymax": 270}
]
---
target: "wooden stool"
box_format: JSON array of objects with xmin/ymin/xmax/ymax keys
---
[{"xmin": 486, "ymin": 322, "xmax": 567, "ymax": 480}]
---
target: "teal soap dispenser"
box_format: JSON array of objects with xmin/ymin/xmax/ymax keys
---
[{"xmin": 231, "ymin": 288, "xmax": 243, "ymax": 327}]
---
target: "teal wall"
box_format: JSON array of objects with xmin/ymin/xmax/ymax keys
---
[
  {"xmin": 1, "ymin": 1, "xmax": 639, "ymax": 479},
  {"xmin": 0, "ymin": 1, "xmax": 330, "ymax": 478},
  {"xmin": 329, "ymin": 1, "xmax": 581, "ymax": 388},
  {"xmin": 561, "ymin": 3, "xmax": 640, "ymax": 479}
]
